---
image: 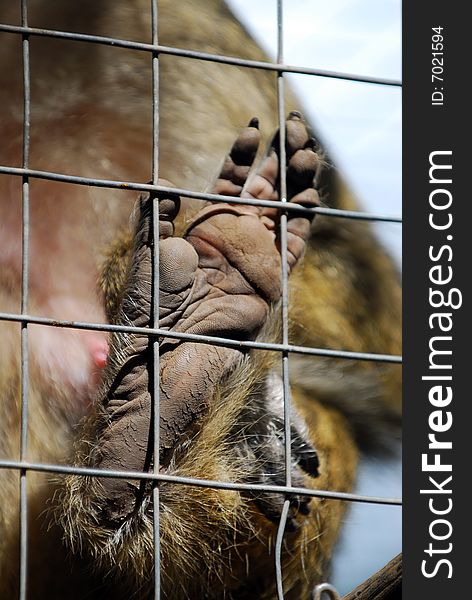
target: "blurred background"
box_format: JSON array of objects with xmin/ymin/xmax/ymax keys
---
[{"xmin": 227, "ymin": 0, "xmax": 402, "ymax": 594}]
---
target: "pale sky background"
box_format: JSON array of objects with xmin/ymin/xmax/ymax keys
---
[{"xmin": 227, "ymin": 0, "xmax": 402, "ymax": 594}]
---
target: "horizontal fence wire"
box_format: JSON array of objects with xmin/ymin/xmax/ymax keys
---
[
  {"xmin": 0, "ymin": 3, "xmax": 402, "ymax": 599},
  {"xmin": 0, "ymin": 459, "xmax": 402, "ymax": 506},
  {"xmin": 0, "ymin": 23, "xmax": 402, "ymax": 87},
  {"xmin": 0, "ymin": 166, "xmax": 402, "ymax": 223},
  {"xmin": 0, "ymin": 312, "xmax": 402, "ymax": 364}
]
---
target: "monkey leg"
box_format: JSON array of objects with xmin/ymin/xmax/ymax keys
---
[{"xmin": 61, "ymin": 114, "xmax": 332, "ymax": 598}]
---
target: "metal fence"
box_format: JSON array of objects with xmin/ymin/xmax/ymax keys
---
[{"xmin": 0, "ymin": 1, "xmax": 402, "ymax": 599}]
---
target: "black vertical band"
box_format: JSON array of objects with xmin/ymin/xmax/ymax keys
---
[{"xmin": 404, "ymin": 3, "xmax": 468, "ymax": 598}]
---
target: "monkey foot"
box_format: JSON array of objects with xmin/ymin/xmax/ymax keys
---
[{"xmin": 88, "ymin": 113, "xmax": 322, "ymax": 526}]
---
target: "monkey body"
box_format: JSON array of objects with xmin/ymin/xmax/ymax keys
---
[{"xmin": 0, "ymin": 1, "xmax": 401, "ymax": 598}]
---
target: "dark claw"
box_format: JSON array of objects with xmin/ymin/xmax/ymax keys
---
[
  {"xmin": 241, "ymin": 404, "xmax": 319, "ymax": 528},
  {"xmin": 291, "ymin": 427, "xmax": 320, "ymax": 478},
  {"xmin": 305, "ymin": 137, "xmax": 320, "ymax": 152}
]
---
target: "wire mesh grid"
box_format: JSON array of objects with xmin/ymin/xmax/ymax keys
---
[{"xmin": 0, "ymin": 1, "xmax": 402, "ymax": 599}]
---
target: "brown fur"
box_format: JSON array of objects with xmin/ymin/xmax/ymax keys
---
[{"xmin": 0, "ymin": 1, "xmax": 401, "ymax": 598}]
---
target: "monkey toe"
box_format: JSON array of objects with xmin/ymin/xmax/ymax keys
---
[{"xmin": 214, "ymin": 117, "xmax": 261, "ymax": 196}]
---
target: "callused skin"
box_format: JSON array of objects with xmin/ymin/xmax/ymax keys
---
[{"xmin": 63, "ymin": 113, "xmax": 323, "ymax": 588}]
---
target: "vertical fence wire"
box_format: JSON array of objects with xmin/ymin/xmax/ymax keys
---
[
  {"xmin": 150, "ymin": 1, "xmax": 161, "ymax": 598},
  {"xmin": 19, "ymin": 1, "xmax": 31, "ymax": 599},
  {"xmin": 274, "ymin": 2, "xmax": 292, "ymax": 599}
]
